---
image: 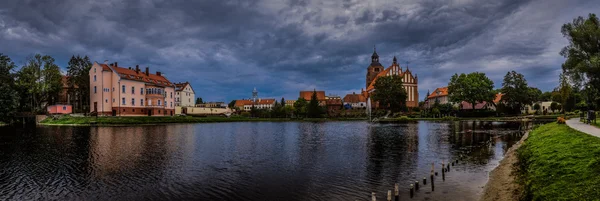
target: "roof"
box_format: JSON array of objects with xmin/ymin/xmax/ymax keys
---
[
  {"xmin": 174, "ymin": 82, "xmax": 194, "ymax": 93},
  {"xmin": 299, "ymin": 91, "xmax": 326, "ymax": 101},
  {"xmin": 326, "ymin": 99, "xmax": 343, "ymax": 105},
  {"xmin": 365, "ymin": 65, "xmax": 411, "ymax": 91},
  {"xmin": 99, "ymin": 63, "xmax": 174, "ymax": 87},
  {"xmin": 427, "ymin": 87, "xmax": 448, "ymax": 99},
  {"xmin": 493, "ymin": 93, "xmax": 503, "ymax": 103},
  {"xmin": 343, "ymin": 93, "xmax": 367, "ymax": 103},
  {"xmin": 460, "ymin": 101, "xmax": 490, "ymax": 110},
  {"xmin": 234, "ymin": 99, "xmax": 276, "ymax": 107}
]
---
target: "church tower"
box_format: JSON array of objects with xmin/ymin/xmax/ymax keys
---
[{"xmin": 366, "ymin": 47, "xmax": 385, "ymax": 88}]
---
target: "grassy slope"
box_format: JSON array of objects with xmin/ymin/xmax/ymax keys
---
[
  {"xmin": 517, "ymin": 123, "xmax": 600, "ymax": 201},
  {"xmin": 40, "ymin": 116, "xmax": 366, "ymax": 125}
]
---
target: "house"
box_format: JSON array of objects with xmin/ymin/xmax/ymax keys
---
[
  {"xmin": 364, "ymin": 49, "xmax": 419, "ymax": 108},
  {"xmin": 47, "ymin": 104, "xmax": 72, "ymax": 114},
  {"xmin": 343, "ymin": 92, "xmax": 367, "ymax": 109},
  {"xmin": 175, "ymin": 82, "xmax": 195, "ymax": 107},
  {"xmin": 234, "ymin": 99, "xmax": 276, "ymax": 111},
  {"xmin": 299, "ymin": 90, "xmax": 326, "ymax": 106},
  {"xmin": 285, "ymin": 100, "xmax": 296, "ymax": 107},
  {"xmin": 522, "ymin": 101, "xmax": 554, "ymax": 114},
  {"xmin": 459, "ymin": 93, "xmax": 504, "ymax": 110},
  {"xmin": 196, "ymin": 102, "xmax": 226, "ymax": 108},
  {"xmin": 426, "ymin": 87, "xmax": 449, "ymax": 108},
  {"xmin": 89, "ymin": 62, "xmax": 176, "ymax": 116}
]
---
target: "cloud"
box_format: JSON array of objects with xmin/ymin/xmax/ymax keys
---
[{"xmin": 0, "ymin": 0, "xmax": 598, "ymax": 101}]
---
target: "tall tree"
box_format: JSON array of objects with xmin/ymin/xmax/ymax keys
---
[
  {"xmin": 500, "ymin": 71, "xmax": 535, "ymax": 113},
  {"xmin": 448, "ymin": 72, "xmax": 495, "ymax": 111},
  {"xmin": 294, "ymin": 98, "xmax": 308, "ymax": 117},
  {"xmin": 196, "ymin": 97, "xmax": 203, "ymax": 104},
  {"xmin": 16, "ymin": 54, "xmax": 62, "ymax": 112},
  {"xmin": 66, "ymin": 55, "xmax": 92, "ymax": 112},
  {"xmin": 307, "ymin": 90, "xmax": 322, "ymax": 117},
  {"xmin": 0, "ymin": 54, "xmax": 19, "ymax": 122},
  {"xmin": 558, "ymin": 73, "xmax": 574, "ymax": 112},
  {"xmin": 228, "ymin": 100, "xmax": 236, "ymax": 108},
  {"xmin": 371, "ymin": 75, "xmax": 407, "ymax": 112}
]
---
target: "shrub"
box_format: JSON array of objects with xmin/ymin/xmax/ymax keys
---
[
  {"xmin": 557, "ymin": 117, "xmax": 566, "ymax": 124},
  {"xmin": 240, "ymin": 111, "xmax": 251, "ymax": 117}
]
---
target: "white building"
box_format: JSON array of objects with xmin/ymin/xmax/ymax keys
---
[
  {"xmin": 175, "ymin": 82, "xmax": 195, "ymax": 107},
  {"xmin": 343, "ymin": 92, "xmax": 367, "ymax": 109}
]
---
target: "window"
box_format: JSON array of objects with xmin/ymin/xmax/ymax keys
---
[
  {"xmin": 122, "ymin": 85, "xmax": 125, "ymax": 93},
  {"xmin": 158, "ymin": 100, "xmax": 161, "ymax": 106},
  {"xmin": 105, "ymin": 99, "xmax": 108, "ymax": 103},
  {"xmin": 94, "ymin": 86, "xmax": 97, "ymax": 94},
  {"xmin": 177, "ymin": 92, "xmax": 179, "ymax": 95},
  {"xmin": 63, "ymin": 106, "xmax": 66, "ymax": 110},
  {"xmin": 94, "ymin": 68, "xmax": 96, "ymax": 73},
  {"xmin": 112, "ymin": 87, "xmax": 114, "ymax": 92},
  {"xmin": 132, "ymin": 98, "xmax": 135, "ymax": 106},
  {"xmin": 170, "ymin": 92, "xmax": 172, "ymax": 98},
  {"xmin": 141, "ymin": 99, "xmax": 144, "ymax": 106},
  {"xmin": 93, "ymin": 75, "xmax": 96, "ymax": 82},
  {"xmin": 170, "ymin": 102, "xmax": 172, "ymax": 107},
  {"xmin": 133, "ymin": 109, "xmax": 135, "ymax": 112},
  {"xmin": 141, "ymin": 88, "xmax": 144, "ymax": 95},
  {"xmin": 132, "ymin": 86, "xmax": 135, "ymax": 94},
  {"xmin": 148, "ymin": 99, "xmax": 152, "ymax": 106},
  {"xmin": 113, "ymin": 98, "xmax": 115, "ymax": 103},
  {"xmin": 122, "ymin": 98, "xmax": 125, "ymax": 105}
]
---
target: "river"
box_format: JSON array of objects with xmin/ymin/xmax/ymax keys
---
[{"xmin": 0, "ymin": 121, "xmax": 527, "ymax": 201}]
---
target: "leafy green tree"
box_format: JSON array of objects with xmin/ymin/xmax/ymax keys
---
[
  {"xmin": 284, "ymin": 105, "xmax": 294, "ymax": 118},
  {"xmin": 560, "ymin": 14, "xmax": 600, "ymax": 104},
  {"xmin": 558, "ymin": 73, "xmax": 573, "ymax": 112},
  {"xmin": 16, "ymin": 54, "xmax": 62, "ymax": 112},
  {"xmin": 307, "ymin": 90, "xmax": 322, "ymax": 118},
  {"xmin": 0, "ymin": 54, "xmax": 19, "ymax": 122},
  {"xmin": 66, "ymin": 55, "xmax": 92, "ymax": 112},
  {"xmin": 196, "ymin": 97, "xmax": 203, "ymax": 104},
  {"xmin": 540, "ymin": 91, "xmax": 553, "ymax": 101},
  {"xmin": 293, "ymin": 98, "xmax": 307, "ymax": 117},
  {"xmin": 371, "ymin": 75, "xmax": 407, "ymax": 112},
  {"xmin": 550, "ymin": 102, "xmax": 559, "ymax": 113},
  {"xmin": 533, "ymin": 103, "xmax": 541, "ymax": 114},
  {"xmin": 448, "ymin": 72, "xmax": 495, "ymax": 111},
  {"xmin": 228, "ymin": 100, "xmax": 236, "ymax": 108},
  {"xmin": 529, "ymin": 87, "xmax": 543, "ymax": 103},
  {"xmin": 500, "ymin": 71, "xmax": 535, "ymax": 114}
]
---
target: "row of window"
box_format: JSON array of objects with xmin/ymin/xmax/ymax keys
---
[
  {"xmin": 93, "ymin": 85, "xmax": 173, "ymax": 99},
  {"xmin": 117, "ymin": 98, "xmax": 173, "ymax": 107}
]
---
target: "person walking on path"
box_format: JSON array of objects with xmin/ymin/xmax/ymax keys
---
[{"xmin": 566, "ymin": 118, "xmax": 600, "ymax": 137}]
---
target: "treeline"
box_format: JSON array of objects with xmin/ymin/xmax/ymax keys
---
[
  {"xmin": 0, "ymin": 53, "xmax": 92, "ymax": 123},
  {"xmin": 235, "ymin": 90, "xmax": 328, "ymax": 118}
]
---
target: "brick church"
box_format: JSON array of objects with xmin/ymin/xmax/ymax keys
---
[{"xmin": 362, "ymin": 48, "xmax": 419, "ymax": 108}]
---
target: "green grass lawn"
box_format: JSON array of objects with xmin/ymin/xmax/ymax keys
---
[
  {"xmin": 39, "ymin": 116, "xmax": 367, "ymax": 125},
  {"xmin": 517, "ymin": 123, "xmax": 600, "ymax": 201}
]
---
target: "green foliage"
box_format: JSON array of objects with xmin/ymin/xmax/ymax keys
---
[
  {"xmin": 500, "ymin": 71, "xmax": 535, "ymax": 114},
  {"xmin": 371, "ymin": 75, "xmax": 407, "ymax": 112},
  {"xmin": 66, "ymin": 55, "xmax": 92, "ymax": 112},
  {"xmin": 16, "ymin": 54, "xmax": 62, "ymax": 113},
  {"xmin": 533, "ymin": 103, "xmax": 541, "ymax": 111},
  {"xmin": 517, "ymin": 123, "xmax": 600, "ymax": 200},
  {"xmin": 0, "ymin": 54, "xmax": 19, "ymax": 122},
  {"xmin": 228, "ymin": 100, "xmax": 236, "ymax": 108},
  {"xmin": 448, "ymin": 72, "xmax": 495, "ymax": 110},
  {"xmin": 561, "ymin": 14, "xmax": 600, "ymax": 103},
  {"xmin": 196, "ymin": 97, "xmax": 203, "ymax": 104},
  {"xmin": 307, "ymin": 90, "xmax": 323, "ymax": 118},
  {"xmin": 540, "ymin": 91, "xmax": 553, "ymax": 102},
  {"xmin": 293, "ymin": 98, "xmax": 308, "ymax": 117}
]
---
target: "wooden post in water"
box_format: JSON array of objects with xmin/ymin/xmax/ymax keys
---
[
  {"xmin": 394, "ymin": 183, "xmax": 399, "ymax": 201},
  {"xmin": 372, "ymin": 192, "xmax": 376, "ymax": 201},
  {"xmin": 447, "ymin": 163, "xmax": 450, "ymax": 172},
  {"xmin": 387, "ymin": 190, "xmax": 392, "ymax": 201},
  {"xmin": 442, "ymin": 167, "xmax": 445, "ymax": 181},
  {"xmin": 415, "ymin": 181, "xmax": 419, "ymax": 191},
  {"xmin": 410, "ymin": 184, "xmax": 414, "ymax": 198},
  {"xmin": 431, "ymin": 173, "xmax": 435, "ymax": 191},
  {"xmin": 423, "ymin": 177, "xmax": 427, "ymax": 185}
]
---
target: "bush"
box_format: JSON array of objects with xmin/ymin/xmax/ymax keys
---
[
  {"xmin": 240, "ymin": 111, "xmax": 251, "ymax": 117},
  {"xmin": 557, "ymin": 117, "xmax": 566, "ymax": 124}
]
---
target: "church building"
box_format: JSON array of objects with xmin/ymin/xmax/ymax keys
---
[{"xmin": 362, "ymin": 49, "xmax": 419, "ymax": 108}]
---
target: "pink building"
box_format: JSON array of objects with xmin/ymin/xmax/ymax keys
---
[
  {"xmin": 89, "ymin": 62, "xmax": 176, "ymax": 116},
  {"xmin": 48, "ymin": 104, "xmax": 72, "ymax": 114}
]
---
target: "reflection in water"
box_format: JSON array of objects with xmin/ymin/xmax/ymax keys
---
[{"xmin": 0, "ymin": 121, "xmax": 528, "ymax": 201}]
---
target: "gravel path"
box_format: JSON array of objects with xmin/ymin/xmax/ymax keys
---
[{"xmin": 566, "ymin": 118, "xmax": 600, "ymax": 137}]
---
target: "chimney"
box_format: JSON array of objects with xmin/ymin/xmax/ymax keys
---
[
  {"xmin": 353, "ymin": 92, "xmax": 356, "ymax": 95},
  {"xmin": 128, "ymin": 67, "xmax": 132, "ymax": 70},
  {"xmin": 135, "ymin": 65, "xmax": 140, "ymax": 74},
  {"xmin": 145, "ymin": 67, "xmax": 149, "ymax": 76},
  {"xmin": 115, "ymin": 62, "xmax": 118, "ymax": 67},
  {"xmin": 157, "ymin": 71, "xmax": 162, "ymax": 76}
]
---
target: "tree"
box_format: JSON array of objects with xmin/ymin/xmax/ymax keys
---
[
  {"xmin": 550, "ymin": 102, "xmax": 559, "ymax": 113},
  {"xmin": 294, "ymin": 98, "xmax": 308, "ymax": 117},
  {"xmin": 529, "ymin": 87, "xmax": 543, "ymax": 103},
  {"xmin": 560, "ymin": 14, "xmax": 600, "ymax": 104},
  {"xmin": 371, "ymin": 75, "xmax": 407, "ymax": 112},
  {"xmin": 448, "ymin": 72, "xmax": 495, "ymax": 111},
  {"xmin": 533, "ymin": 103, "xmax": 541, "ymax": 114},
  {"xmin": 16, "ymin": 54, "xmax": 62, "ymax": 113},
  {"xmin": 0, "ymin": 54, "xmax": 19, "ymax": 122},
  {"xmin": 196, "ymin": 97, "xmax": 203, "ymax": 104},
  {"xmin": 307, "ymin": 90, "xmax": 322, "ymax": 118},
  {"xmin": 500, "ymin": 71, "xmax": 535, "ymax": 114},
  {"xmin": 66, "ymin": 55, "xmax": 92, "ymax": 112},
  {"xmin": 558, "ymin": 73, "xmax": 573, "ymax": 112},
  {"xmin": 540, "ymin": 91, "xmax": 553, "ymax": 101},
  {"xmin": 228, "ymin": 100, "xmax": 236, "ymax": 108}
]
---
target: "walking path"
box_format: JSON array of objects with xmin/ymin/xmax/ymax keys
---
[{"xmin": 566, "ymin": 118, "xmax": 600, "ymax": 137}]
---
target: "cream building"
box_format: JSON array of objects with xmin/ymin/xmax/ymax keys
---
[{"xmin": 175, "ymin": 82, "xmax": 195, "ymax": 107}]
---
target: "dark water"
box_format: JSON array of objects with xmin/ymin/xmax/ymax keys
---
[{"xmin": 0, "ymin": 121, "xmax": 528, "ymax": 201}]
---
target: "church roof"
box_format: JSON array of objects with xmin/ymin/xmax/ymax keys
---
[{"xmin": 365, "ymin": 65, "xmax": 411, "ymax": 92}]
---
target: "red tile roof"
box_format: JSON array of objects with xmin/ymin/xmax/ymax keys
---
[
  {"xmin": 234, "ymin": 99, "xmax": 276, "ymax": 107},
  {"xmin": 299, "ymin": 91, "xmax": 326, "ymax": 101},
  {"xmin": 493, "ymin": 93, "xmax": 503, "ymax": 103},
  {"xmin": 460, "ymin": 101, "xmax": 490, "ymax": 110},
  {"xmin": 427, "ymin": 87, "xmax": 448, "ymax": 99},
  {"xmin": 343, "ymin": 93, "xmax": 367, "ymax": 103},
  {"xmin": 365, "ymin": 66, "xmax": 413, "ymax": 92},
  {"xmin": 102, "ymin": 63, "xmax": 174, "ymax": 87}
]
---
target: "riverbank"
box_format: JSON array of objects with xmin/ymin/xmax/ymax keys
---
[
  {"xmin": 515, "ymin": 123, "xmax": 600, "ymax": 200},
  {"xmin": 479, "ymin": 131, "xmax": 528, "ymax": 201},
  {"xmin": 39, "ymin": 116, "xmax": 367, "ymax": 126},
  {"xmin": 378, "ymin": 114, "xmax": 566, "ymax": 123}
]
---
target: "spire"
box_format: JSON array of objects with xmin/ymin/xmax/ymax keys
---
[
  {"xmin": 370, "ymin": 45, "xmax": 380, "ymax": 65},
  {"xmin": 392, "ymin": 56, "xmax": 397, "ymax": 65}
]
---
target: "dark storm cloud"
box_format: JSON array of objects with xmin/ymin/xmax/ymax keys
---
[{"xmin": 0, "ymin": 0, "xmax": 598, "ymax": 101}]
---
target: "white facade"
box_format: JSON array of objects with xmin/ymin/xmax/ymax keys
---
[{"xmin": 175, "ymin": 82, "xmax": 195, "ymax": 107}]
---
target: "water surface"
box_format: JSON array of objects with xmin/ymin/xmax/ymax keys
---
[{"xmin": 0, "ymin": 121, "xmax": 527, "ymax": 201}]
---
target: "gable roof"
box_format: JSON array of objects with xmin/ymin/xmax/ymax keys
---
[
  {"xmin": 99, "ymin": 63, "xmax": 174, "ymax": 87},
  {"xmin": 365, "ymin": 65, "xmax": 413, "ymax": 92},
  {"xmin": 299, "ymin": 91, "xmax": 326, "ymax": 101},
  {"xmin": 174, "ymin": 82, "xmax": 195, "ymax": 93},
  {"xmin": 234, "ymin": 99, "xmax": 276, "ymax": 107},
  {"xmin": 427, "ymin": 87, "xmax": 448, "ymax": 99}
]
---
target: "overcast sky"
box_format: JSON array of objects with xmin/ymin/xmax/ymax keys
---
[{"xmin": 1, "ymin": 0, "xmax": 598, "ymax": 102}]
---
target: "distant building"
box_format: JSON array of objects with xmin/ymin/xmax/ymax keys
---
[
  {"xmin": 285, "ymin": 100, "xmax": 296, "ymax": 107},
  {"xmin": 426, "ymin": 87, "xmax": 449, "ymax": 108},
  {"xmin": 47, "ymin": 104, "xmax": 72, "ymax": 114},
  {"xmin": 299, "ymin": 90, "xmax": 326, "ymax": 106},
  {"xmin": 460, "ymin": 93, "xmax": 504, "ymax": 110},
  {"xmin": 196, "ymin": 102, "xmax": 226, "ymax": 108},
  {"xmin": 175, "ymin": 82, "xmax": 195, "ymax": 107},
  {"xmin": 89, "ymin": 62, "xmax": 176, "ymax": 116},
  {"xmin": 234, "ymin": 88, "xmax": 276, "ymax": 111},
  {"xmin": 364, "ymin": 48, "xmax": 419, "ymax": 108},
  {"xmin": 343, "ymin": 92, "xmax": 367, "ymax": 109},
  {"xmin": 325, "ymin": 96, "xmax": 343, "ymax": 116}
]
